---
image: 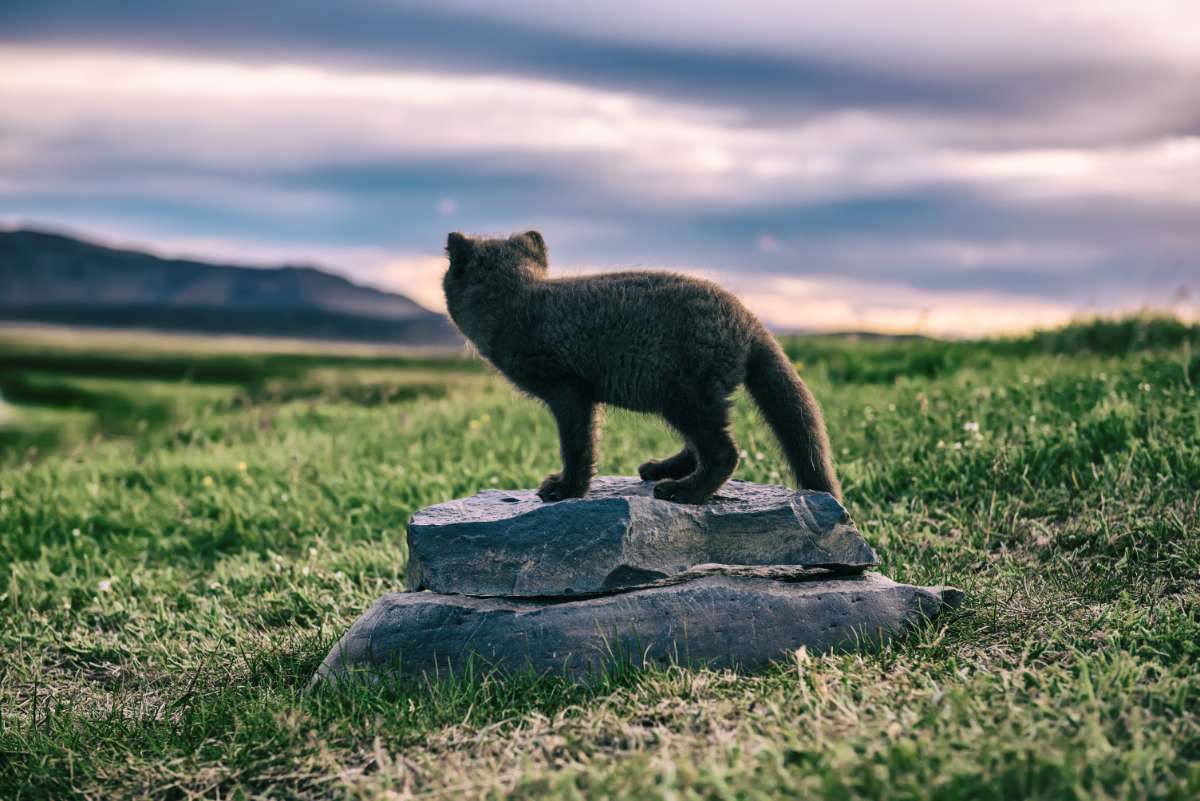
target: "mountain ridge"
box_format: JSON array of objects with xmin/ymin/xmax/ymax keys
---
[{"xmin": 0, "ymin": 228, "xmax": 461, "ymax": 345}]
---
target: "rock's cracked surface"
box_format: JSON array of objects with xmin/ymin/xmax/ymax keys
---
[
  {"xmin": 406, "ymin": 476, "xmax": 879, "ymax": 597},
  {"xmin": 312, "ymin": 569, "xmax": 962, "ymax": 684}
]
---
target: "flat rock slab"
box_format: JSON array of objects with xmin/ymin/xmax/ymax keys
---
[
  {"xmin": 407, "ymin": 476, "xmax": 879, "ymax": 596},
  {"xmin": 312, "ymin": 570, "xmax": 961, "ymax": 685}
]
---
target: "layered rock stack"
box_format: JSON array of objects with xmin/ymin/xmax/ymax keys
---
[{"xmin": 312, "ymin": 477, "xmax": 961, "ymax": 684}]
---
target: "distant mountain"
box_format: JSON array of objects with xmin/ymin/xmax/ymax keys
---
[{"xmin": 0, "ymin": 229, "xmax": 461, "ymax": 345}]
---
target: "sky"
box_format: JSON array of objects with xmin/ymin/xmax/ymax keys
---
[{"xmin": 1, "ymin": 0, "xmax": 1198, "ymax": 336}]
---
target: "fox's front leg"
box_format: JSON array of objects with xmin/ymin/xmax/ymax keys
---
[{"xmin": 537, "ymin": 384, "xmax": 600, "ymax": 502}]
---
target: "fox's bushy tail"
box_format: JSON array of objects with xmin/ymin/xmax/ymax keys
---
[{"xmin": 744, "ymin": 334, "xmax": 842, "ymax": 499}]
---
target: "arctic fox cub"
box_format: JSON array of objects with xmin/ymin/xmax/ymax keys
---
[{"xmin": 443, "ymin": 231, "xmax": 840, "ymax": 505}]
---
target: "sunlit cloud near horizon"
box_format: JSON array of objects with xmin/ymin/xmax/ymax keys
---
[{"xmin": 2, "ymin": 1, "xmax": 1198, "ymax": 336}]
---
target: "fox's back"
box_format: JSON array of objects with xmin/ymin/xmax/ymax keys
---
[{"xmin": 530, "ymin": 271, "xmax": 763, "ymax": 411}]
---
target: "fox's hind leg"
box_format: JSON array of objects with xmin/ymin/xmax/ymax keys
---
[
  {"xmin": 652, "ymin": 394, "xmax": 739, "ymax": 504},
  {"xmin": 638, "ymin": 446, "xmax": 696, "ymax": 481}
]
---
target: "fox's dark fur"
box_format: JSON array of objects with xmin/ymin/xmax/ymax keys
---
[{"xmin": 443, "ymin": 230, "xmax": 841, "ymax": 504}]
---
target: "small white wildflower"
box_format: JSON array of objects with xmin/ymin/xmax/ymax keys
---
[
  {"xmin": 738, "ymin": 449, "xmax": 749, "ymax": 460},
  {"xmin": 308, "ymin": 546, "xmax": 318, "ymax": 556},
  {"xmin": 887, "ymin": 403, "xmax": 896, "ymax": 412},
  {"xmin": 954, "ymin": 442, "xmax": 964, "ymax": 450},
  {"xmin": 97, "ymin": 579, "xmax": 112, "ymax": 592},
  {"xmin": 1139, "ymin": 382, "xmax": 1151, "ymax": 392},
  {"xmin": 72, "ymin": 528, "xmax": 81, "ymax": 537},
  {"xmin": 754, "ymin": 451, "xmax": 765, "ymax": 461},
  {"xmin": 208, "ymin": 581, "xmax": 221, "ymax": 590},
  {"xmin": 334, "ymin": 571, "xmax": 345, "ymax": 580},
  {"xmin": 302, "ymin": 565, "xmax": 311, "ymax": 576},
  {"xmin": 936, "ymin": 439, "xmax": 945, "ymax": 448},
  {"xmin": 1098, "ymin": 372, "xmax": 1108, "ymax": 381},
  {"xmin": 1028, "ymin": 415, "xmax": 1036, "ymax": 424},
  {"xmin": 489, "ymin": 475, "xmax": 499, "ymax": 485},
  {"xmin": 962, "ymin": 421, "xmax": 980, "ymax": 433},
  {"xmin": 280, "ymin": 493, "xmax": 289, "ymax": 502}
]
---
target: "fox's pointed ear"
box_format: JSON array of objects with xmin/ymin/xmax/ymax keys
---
[
  {"xmin": 522, "ymin": 230, "xmax": 547, "ymax": 264},
  {"xmin": 446, "ymin": 231, "xmax": 473, "ymax": 263}
]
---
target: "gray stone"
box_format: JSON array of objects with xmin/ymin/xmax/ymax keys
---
[
  {"xmin": 312, "ymin": 570, "xmax": 962, "ymax": 685},
  {"xmin": 406, "ymin": 476, "xmax": 879, "ymax": 597}
]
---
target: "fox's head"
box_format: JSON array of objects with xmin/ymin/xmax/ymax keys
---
[
  {"xmin": 444, "ymin": 231, "xmax": 547, "ymax": 286},
  {"xmin": 443, "ymin": 231, "xmax": 548, "ymax": 346}
]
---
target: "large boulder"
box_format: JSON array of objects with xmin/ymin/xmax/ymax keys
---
[
  {"xmin": 406, "ymin": 476, "xmax": 879, "ymax": 597},
  {"xmin": 313, "ymin": 568, "xmax": 962, "ymax": 684}
]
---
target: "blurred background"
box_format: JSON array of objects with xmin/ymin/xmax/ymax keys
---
[
  {"xmin": 0, "ymin": 1, "xmax": 1198, "ymax": 452},
  {"xmin": 2, "ymin": 0, "xmax": 1198, "ymax": 338}
]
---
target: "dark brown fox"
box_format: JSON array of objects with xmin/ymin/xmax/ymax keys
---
[{"xmin": 443, "ymin": 231, "xmax": 841, "ymax": 505}]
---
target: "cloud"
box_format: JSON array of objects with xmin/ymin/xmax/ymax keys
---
[
  {"xmin": 5, "ymin": 46, "xmax": 1199, "ymax": 215},
  {"xmin": 714, "ymin": 272, "xmax": 1083, "ymax": 337},
  {"xmin": 3, "ymin": 1, "xmax": 1196, "ymax": 132},
  {"xmin": 932, "ymin": 140, "xmax": 1200, "ymax": 209}
]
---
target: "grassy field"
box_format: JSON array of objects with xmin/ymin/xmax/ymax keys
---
[{"xmin": 1, "ymin": 317, "xmax": 1198, "ymax": 799}]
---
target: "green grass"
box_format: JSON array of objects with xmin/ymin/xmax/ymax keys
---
[{"xmin": 1, "ymin": 317, "xmax": 1198, "ymax": 799}]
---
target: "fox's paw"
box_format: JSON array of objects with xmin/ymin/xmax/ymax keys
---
[
  {"xmin": 652, "ymin": 479, "xmax": 714, "ymax": 505},
  {"xmin": 638, "ymin": 459, "xmax": 672, "ymax": 481},
  {"xmin": 639, "ymin": 452, "xmax": 697, "ymax": 481},
  {"xmin": 536, "ymin": 473, "xmax": 588, "ymax": 502}
]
